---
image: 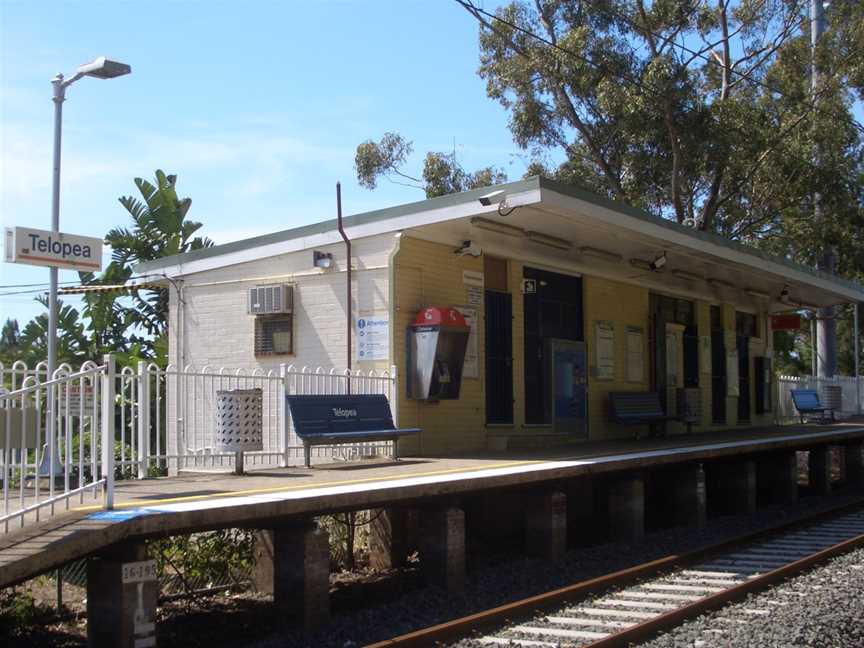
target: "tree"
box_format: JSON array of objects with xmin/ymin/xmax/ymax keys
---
[
  {"xmin": 7, "ymin": 171, "xmax": 212, "ymax": 369},
  {"xmin": 83, "ymin": 170, "xmax": 213, "ymax": 362},
  {"xmin": 454, "ymin": 0, "xmax": 862, "ymax": 243},
  {"xmin": 0, "ymin": 319, "xmax": 21, "ymax": 366},
  {"xmin": 355, "ymin": 132, "xmax": 507, "ymax": 198}
]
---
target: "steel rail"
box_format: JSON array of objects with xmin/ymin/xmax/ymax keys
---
[
  {"xmin": 365, "ymin": 497, "xmax": 864, "ymax": 648},
  {"xmin": 586, "ymin": 526, "xmax": 864, "ymax": 647}
]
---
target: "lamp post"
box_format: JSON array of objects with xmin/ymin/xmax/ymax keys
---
[
  {"xmin": 42, "ymin": 57, "xmax": 130, "ymax": 481},
  {"xmin": 47, "ymin": 56, "xmax": 130, "ymax": 378}
]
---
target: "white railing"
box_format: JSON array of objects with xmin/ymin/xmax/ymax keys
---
[
  {"xmin": 159, "ymin": 363, "xmax": 397, "ymax": 474},
  {"xmin": 776, "ymin": 374, "xmax": 863, "ymax": 423},
  {"xmin": 1, "ymin": 357, "xmax": 398, "ymax": 533},
  {"xmin": 1, "ymin": 357, "xmax": 115, "ymax": 533}
]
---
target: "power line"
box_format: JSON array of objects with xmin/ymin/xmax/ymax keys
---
[{"xmin": 0, "ymin": 280, "xmax": 85, "ymax": 290}]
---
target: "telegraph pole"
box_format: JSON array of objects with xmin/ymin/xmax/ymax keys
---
[{"xmin": 811, "ymin": 0, "xmax": 837, "ymax": 378}]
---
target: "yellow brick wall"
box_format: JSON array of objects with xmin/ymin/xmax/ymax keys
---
[
  {"xmin": 391, "ymin": 237, "xmax": 772, "ymax": 456},
  {"xmin": 583, "ymin": 276, "xmax": 651, "ymax": 440},
  {"xmin": 391, "ymin": 236, "xmax": 486, "ymax": 455}
]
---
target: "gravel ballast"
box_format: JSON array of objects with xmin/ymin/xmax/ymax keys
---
[{"xmin": 637, "ymin": 545, "xmax": 864, "ymax": 648}]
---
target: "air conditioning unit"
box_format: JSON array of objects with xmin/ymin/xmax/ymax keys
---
[{"xmin": 248, "ymin": 284, "xmax": 293, "ymax": 315}]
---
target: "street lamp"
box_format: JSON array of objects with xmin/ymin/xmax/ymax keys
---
[
  {"xmin": 47, "ymin": 56, "xmax": 130, "ymax": 378},
  {"xmin": 42, "ymin": 57, "xmax": 130, "ymax": 480}
]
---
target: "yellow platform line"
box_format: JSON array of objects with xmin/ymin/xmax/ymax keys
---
[{"xmin": 72, "ymin": 458, "xmax": 542, "ymax": 513}]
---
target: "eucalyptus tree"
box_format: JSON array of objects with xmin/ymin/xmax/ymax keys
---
[
  {"xmin": 355, "ymin": 132, "xmax": 508, "ymax": 198},
  {"xmin": 454, "ymin": 0, "xmax": 862, "ymax": 242}
]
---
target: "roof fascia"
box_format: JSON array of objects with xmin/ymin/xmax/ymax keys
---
[
  {"xmin": 137, "ymin": 183, "xmax": 543, "ymax": 279},
  {"xmin": 538, "ymin": 182, "xmax": 864, "ymax": 304}
]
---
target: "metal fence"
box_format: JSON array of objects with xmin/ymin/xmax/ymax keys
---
[
  {"xmin": 1, "ymin": 358, "xmax": 114, "ymax": 534},
  {"xmin": 2, "ymin": 357, "xmax": 396, "ymax": 533},
  {"xmin": 776, "ymin": 374, "xmax": 863, "ymax": 423}
]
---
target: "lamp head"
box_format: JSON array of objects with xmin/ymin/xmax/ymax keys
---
[{"xmin": 77, "ymin": 56, "xmax": 131, "ymax": 79}]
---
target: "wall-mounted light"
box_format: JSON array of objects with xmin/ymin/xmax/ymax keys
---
[
  {"xmin": 779, "ymin": 285, "xmax": 791, "ymax": 304},
  {"xmin": 313, "ymin": 250, "xmax": 333, "ymax": 269},
  {"xmin": 746, "ymin": 288, "xmax": 771, "ymax": 300},
  {"xmin": 470, "ymin": 216, "xmax": 523, "ymax": 237},
  {"xmin": 525, "ymin": 230, "xmax": 572, "ymax": 251},
  {"xmin": 579, "ymin": 246, "xmax": 623, "ymax": 264},
  {"xmin": 671, "ymin": 269, "xmax": 703, "ymax": 282},
  {"xmin": 708, "ymin": 278, "xmax": 735, "ymax": 290}
]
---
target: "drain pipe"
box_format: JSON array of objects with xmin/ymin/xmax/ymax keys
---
[{"xmin": 337, "ymin": 182, "xmax": 352, "ymax": 392}]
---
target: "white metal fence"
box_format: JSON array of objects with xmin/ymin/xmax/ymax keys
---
[
  {"xmin": 1, "ymin": 357, "xmax": 115, "ymax": 534},
  {"xmin": 1, "ymin": 357, "xmax": 396, "ymax": 533},
  {"xmin": 776, "ymin": 374, "xmax": 863, "ymax": 423}
]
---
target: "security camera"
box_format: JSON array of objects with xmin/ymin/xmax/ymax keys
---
[
  {"xmin": 478, "ymin": 190, "xmax": 507, "ymax": 207},
  {"xmin": 454, "ymin": 240, "xmax": 482, "ymax": 257},
  {"xmin": 649, "ymin": 252, "xmax": 667, "ymax": 272}
]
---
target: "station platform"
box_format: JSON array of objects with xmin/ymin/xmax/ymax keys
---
[{"xmin": 2, "ymin": 420, "xmax": 864, "ymax": 589}]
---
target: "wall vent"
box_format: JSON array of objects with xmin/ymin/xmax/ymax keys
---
[{"xmin": 248, "ymin": 284, "xmax": 293, "ymax": 315}]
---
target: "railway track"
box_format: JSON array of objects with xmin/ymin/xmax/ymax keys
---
[{"xmin": 369, "ymin": 502, "xmax": 864, "ymax": 648}]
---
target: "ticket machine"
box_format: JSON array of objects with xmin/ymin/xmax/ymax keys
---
[{"xmin": 408, "ymin": 307, "xmax": 470, "ymax": 401}]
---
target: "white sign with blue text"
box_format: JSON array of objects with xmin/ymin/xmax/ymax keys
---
[
  {"xmin": 4, "ymin": 226, "xmax": 103, "ymax": 272},
  {"xmin": 356, "ymin": 314, "xmax": 389, "ymax": 362}
]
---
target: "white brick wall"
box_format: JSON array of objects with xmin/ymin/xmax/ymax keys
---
[
  {"xmin": 163, "ymin": 232, "xmax": 397, "ymax": 471},
  {"xmin": 168, "ymin": 232, "xmax": 396, "ymax": 372}
]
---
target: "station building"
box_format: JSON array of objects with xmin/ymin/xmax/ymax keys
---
[{"xmin": 135, "ymin": 176, "xmax": 864, "ymax": 455}]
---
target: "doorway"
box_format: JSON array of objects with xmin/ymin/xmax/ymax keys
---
[
  {"xmin": 710, "ymin": 306, "xmax": 726, "ymax": 424},
  {"xmin": 523, "ymin": 267, "xmax": 583, "ymax": 425},
  {"xmin": 485, "ymin": 291, "xmax": 513, "ymax": 424}
]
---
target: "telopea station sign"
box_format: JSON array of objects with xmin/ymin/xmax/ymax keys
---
[{"xmin": 4, "ymin": 226, "xmax": 103, "ymax": 272}]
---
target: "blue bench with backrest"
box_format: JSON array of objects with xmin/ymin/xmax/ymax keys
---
[
  {"xmin": 285, "ymin": 394, "xmax": 420, "ymax": 468},
  {"xmin": 790, "ymin": 389, "xmax": 834, "ymax": 424},
  {"xmin": 609, "ymin": 391, "xmax": 685, "ymax": 440}
]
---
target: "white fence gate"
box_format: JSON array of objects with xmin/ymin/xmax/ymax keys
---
[{"xmin": 1, "ymin": 357, "xmax": 395, "ymax": 534}]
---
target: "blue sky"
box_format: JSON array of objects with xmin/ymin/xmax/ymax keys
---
[{"xmin": 1, "ymin": 0, "xmax": 531, "ymax": 325}]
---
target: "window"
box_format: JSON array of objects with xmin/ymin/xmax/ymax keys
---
[
  {"xmin": 254, "ymin": 315, "xmax": 293, "ymax": 356},
  {"xmin": 736, "ymin": 312, "xmax": 758, "ymax": 338}
]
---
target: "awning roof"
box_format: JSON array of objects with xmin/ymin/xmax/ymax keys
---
[
  {"xmin": 59, "ymin": 283, "xmax": 163, "ymax": 295},
  {"xmin": 133, "ymin": 176, "xmax": 864, "ymax": 310}
]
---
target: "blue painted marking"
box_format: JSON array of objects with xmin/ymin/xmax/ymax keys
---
[{"xmin": 88, "ymin": 508, "xmax": 161, "ymax": 521}]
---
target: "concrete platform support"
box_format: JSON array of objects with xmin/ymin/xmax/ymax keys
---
[
  {"xmin": 808, "ymin": 446, "xmax": 832, "ymax": 495},
  {"xmin": 671, "ymin": 464, "xmax": 707, "ymax": 528},
  {"xmin": 525, "ymin": 491, "xmax": 567, "ymax": 562},
  {"xmin": 566, "ymin": 477, "xmax": 596, "ymax": 546},
  {"xmin": 369, "ymin": 508, "xmax": 416, "ymax": 570},
  {"xmin": 759, "ymin": 452, "xmax": 798, "ymax": 506},
  {"xmin": 846, "ymin": 441, "xmax": 864, "ymax": 489},
  {"xmin": 419, "ymin": 506, "xmax": 465, "ymax": 593},
  {"xmin": 715, "ymin": 459, "xmax": 757, "ymax": 515},
  {"xmin": 252, "ymin": 523, "xmax": 330, "ymax": 631},
  {"xmin": 87, "ymin": 541, "xmax": 157, "ymax": 648},
  {"xmin": 608, "ymin": 475, "xmax": 645, "ymax": 542}
]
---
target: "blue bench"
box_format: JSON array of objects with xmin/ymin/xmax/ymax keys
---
[
  {"xmin": 609, "ymin": 391, "xmax": 685, "ymax": 440},
  {"xmin": 285, "ymin": 394, "xmax": 421, "ymax": 468},
  {"xmin": 790, "ymin": 389, "xmax": 834, "ymax": 424}
]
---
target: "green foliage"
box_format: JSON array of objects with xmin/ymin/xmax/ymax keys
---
[
  {"xmin": 0, "ymin": 588, "xmax": 50, "ymax": 638},
  {"xmin": 152, "ymin": 529, "xmax": 255, "ymax": 597},
  {"xmin": 355, "ymin": 132, "xmax": 507, "ymax": 198}
]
